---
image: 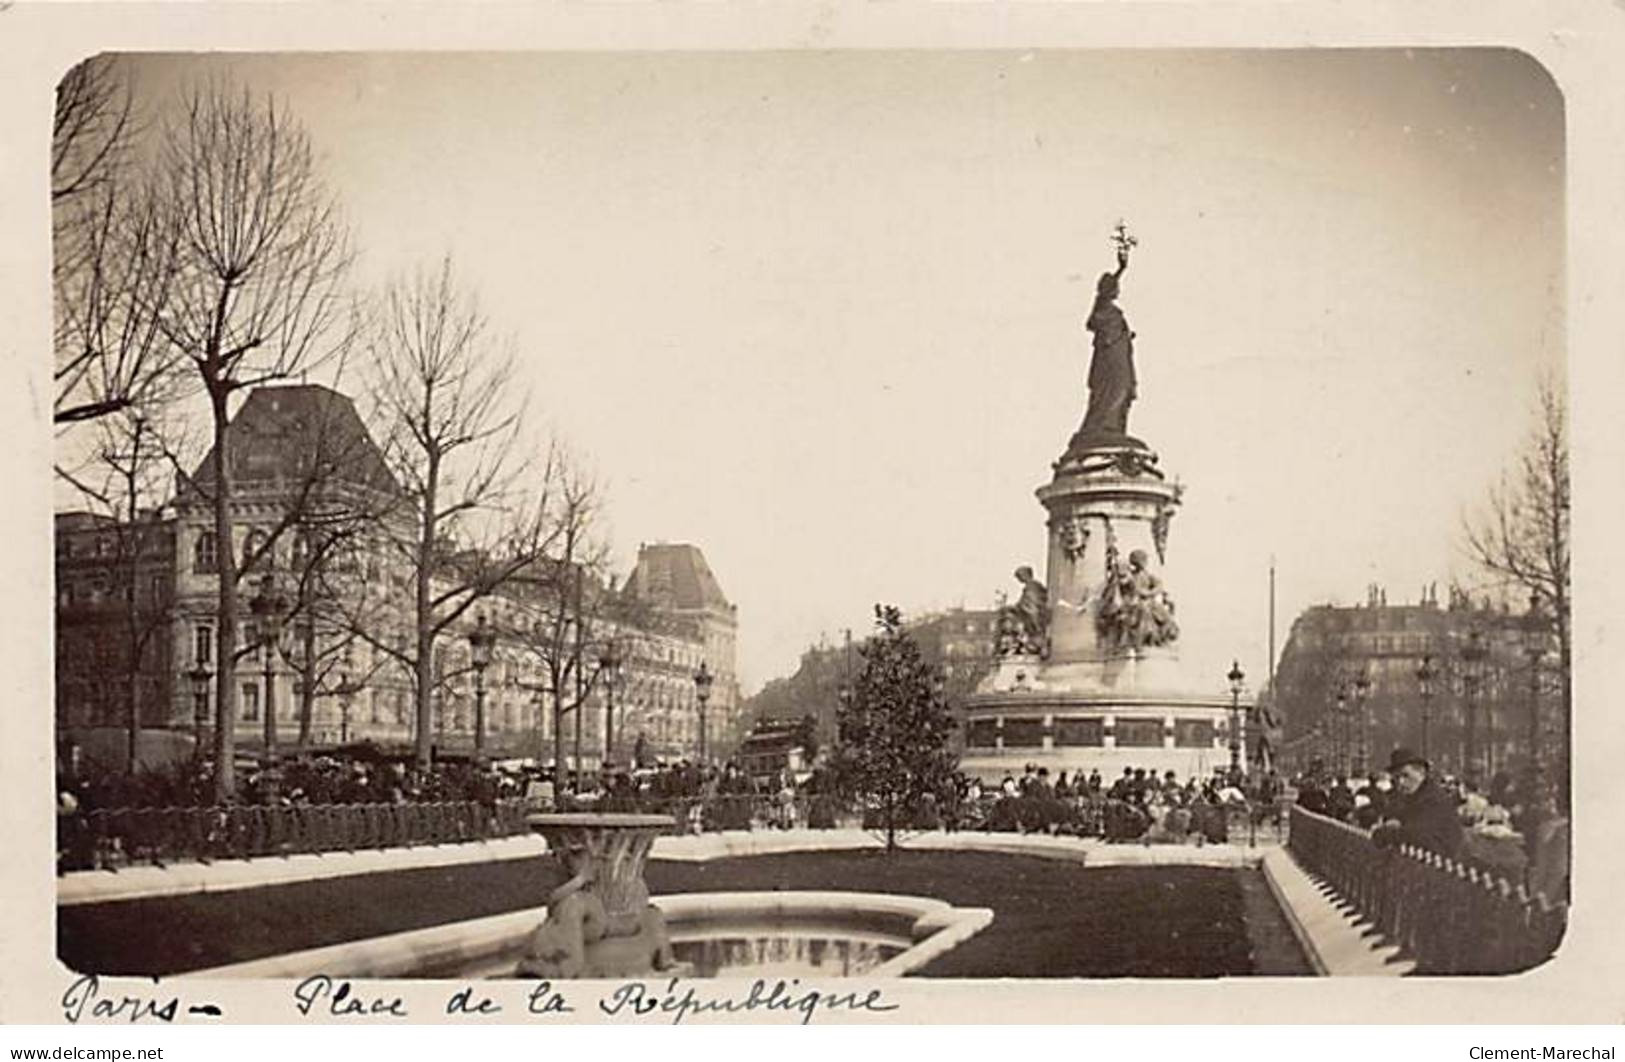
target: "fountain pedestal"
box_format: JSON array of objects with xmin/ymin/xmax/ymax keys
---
[{"xmin": 517, "ymin": 813, "xmax": 688, "ymax": 979}]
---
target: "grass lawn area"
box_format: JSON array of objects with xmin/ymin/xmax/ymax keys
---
[
  {"xmin": 59, "ymin": 848, "xmax": 1309, "ymax": 977},
  {"xmin": 646, "ymin": 851, "xmax": 1310, "ymax": 977}
]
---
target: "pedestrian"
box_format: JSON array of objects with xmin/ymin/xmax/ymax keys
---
[{"xmin": 1372, "ymin": 747, "xmax": 1465, "ymax": 859}]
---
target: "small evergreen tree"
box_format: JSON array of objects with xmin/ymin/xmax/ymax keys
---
[{"xmin": 836, "ymin": 605, "xmax": 960, "ymax": 851}]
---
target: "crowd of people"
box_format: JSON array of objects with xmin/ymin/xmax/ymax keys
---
[
  {"xmin": 58, "ymin": 748, "xmax": 1293, "ymax": 854},
  {"xmin": 1294, "ymin": 746, "xmax": 1569, "ymax": 900},
  {"xmin": 958, "ymin": 763, "xmax": 1284, "ymax": 843},
  {"xmin": 54, "ymin": 751, "xmax": 845, "ymax": 837}
]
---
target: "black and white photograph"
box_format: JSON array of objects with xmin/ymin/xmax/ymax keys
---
[{"xmin": 5, "ymin": 2, "xmax": 1625, "ymax": 1037}]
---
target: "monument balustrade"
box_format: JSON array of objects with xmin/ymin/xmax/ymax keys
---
[{"xmin": 1286, "ymin": 804, "xmax": 1566, "ymax": 974}]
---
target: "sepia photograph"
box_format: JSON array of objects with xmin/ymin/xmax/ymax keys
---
[{"xmin": 5, "ymin": 4, "xmax": 1623, "ymax": 1033}]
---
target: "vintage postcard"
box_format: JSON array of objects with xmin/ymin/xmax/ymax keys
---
[{"xmin": 3, "ymin": 0, "xmax": 1624, "ymax": 1031}]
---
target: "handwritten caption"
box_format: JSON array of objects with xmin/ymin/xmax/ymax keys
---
[{"xmin": 60, "ymin": 973, "xmax": 898, "ymax": 1026}]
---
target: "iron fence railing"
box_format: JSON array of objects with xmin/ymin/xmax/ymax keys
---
[
  {"xmin": 58, "ymin": 799, "xmax": 533, "ymax": 872},
  {"xmin": 59, "ymin": 790, "xmax": 1293, "ymax": 874},
  {"xmin": 1286, "ymin": 804, "xmax": 1566, "ymax": 974}
]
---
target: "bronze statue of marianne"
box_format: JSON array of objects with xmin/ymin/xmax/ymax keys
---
[{"xmin": 1078, "ymin": 226, "xmax": 1138, "ymax": 442}]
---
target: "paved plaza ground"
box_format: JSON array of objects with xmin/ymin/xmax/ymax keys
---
[{"xmin": 59, "ymin": 848, "xmax": 1310, "ymax": 977}]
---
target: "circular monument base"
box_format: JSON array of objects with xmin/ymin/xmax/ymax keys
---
[{"xmin": 959, "ymin": 687, "xmax": 1246, "ymax": 783}]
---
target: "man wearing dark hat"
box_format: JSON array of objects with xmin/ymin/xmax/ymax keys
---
[{"xmin": 1372, "ymin": 747, "xmax": 1463, "ymax": 859}]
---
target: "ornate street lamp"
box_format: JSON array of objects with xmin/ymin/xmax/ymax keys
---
[
  {"xmin": 469, "ymin": 614, "xmax": 497, "ymax": 763},
  {"xmin": 337, "ymin": 665, "xmax": 355, "ymax": 746},
  {"xmin": 1352, "ymin": 671, "xmax": 1372, "ymax": 779},
  {"xmin": 693, "ymin": 660, "xmax": 714, "ymax": 764},
  {"xmin": 1333, "ymin": 680, "xmax": 1349, "ymax": 780},
  {"xmin": 249, "ymin": 572, "xmax": 291, "ymax": 777},
  {"xmin": 1416, "ymin": 652, "xmax": 1437, "ymax": 762},
  {"xmin": 600, "ymin": 641, "xmax": 622, "ymax": 767},
  {"xmin": 1461, "ymin": 626, "xmax": 1488, "ymax": 782},
  {"xmin": 1227, "ymin": 660, "xmax": 1245, "ymax": 783},
  {"xmin": 187, "ymin": 662, "xmax": 213, "ymax": 759}
]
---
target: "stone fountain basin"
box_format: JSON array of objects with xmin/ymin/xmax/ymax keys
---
[{"xmin": 182, "ymin": 891, "xmax": 994, "ymax": 980}]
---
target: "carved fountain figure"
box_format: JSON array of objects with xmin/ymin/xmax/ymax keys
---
[{"xmin": 517, "ymin": 813, "xmax": 688, "ymax": 978}]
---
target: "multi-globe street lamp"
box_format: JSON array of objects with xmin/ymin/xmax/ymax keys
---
[
  {"xmin": 338, "ymin": 671, "xmax": 355, "ymax": 745},
  {"xmin": 1416, "ymin": 652, "xmax": 1437, "ymax": 763},
  {"xmin": 468, "ymin": 614, "xmax": 497, "ymax": 763},
  {"xmin": 1332, "ymin": 679, "xmax": 1349, "ymax": 780},
  {"xmin": 1460, "ymin": 626, "xmax": 1488, "ymax": 782},
  {"xmin": 1226, "ymin": 660, "xmax": 1245, "ymax": 783},
  {"xmin": 600, "ymin": 641, "xmax": 622, "ymax": 767},
  {"xmin": 249, "ymin": 572, "xmax": 291, "ymax": 784},
  {"xmin": 1352, "ymin": 670, "xmax": 1372, "ymax": 778},
  {"xmin": 693, "ymin": 660, "xmax": 713, "ymax": 764},
  {"xmin": 187, "ymin": 661, "xmax": 212, "ymax": 759}
]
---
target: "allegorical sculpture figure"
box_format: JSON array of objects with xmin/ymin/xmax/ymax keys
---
[
  {"xmin": 995, "ymin": 565, "xmax": 1049, "ymax": 657},
  {"xmin": 1077, "ymin": 224, "xmax": 1138, "ymax": 441},
  {"xmin": 1097, "ymin": 547, "xmax": 1179, "ymax": 650}
]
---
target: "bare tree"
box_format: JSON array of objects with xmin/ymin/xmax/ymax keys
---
[
  {"xmin": 1463, "ymin": 374, "xmax": 1571, "ymax": 786},
  {"xmin": 499, "ymin": 465, "xmax": 623, "ymax": 782},
  {"xmin": 282, "ymin": 526, "xmax": 377, "ymax": 751},
  {"xmin": 57, "ymin": 405, "xmax": 179, "ymax": 774},
  {"xmin": 271, "ymin": 401, "xmax": 405, "ymax": 751},
  {"xmin": 53, "ymin": 56, "xmax": 134, "ymax": 212},
  {"xmin": 53, "ymin": 57, "xmax": 186, "ymax": 429},
  {"xmin": 154, "ymin": 82, "xmax": 352, "ymax": 799},
  {"xmin": 360, "ymin": 257, "xmax": 570, "ymax": 768}
]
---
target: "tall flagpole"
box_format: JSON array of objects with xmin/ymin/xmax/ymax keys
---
[
  {"xmin": 1268, "ymin": 555, "xmax": 1277, "ymax": 692},
  {"xmin": 1267, "ymin": 555, "xmax": 1277, "ymax": 773}
]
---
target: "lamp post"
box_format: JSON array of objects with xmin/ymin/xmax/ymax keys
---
[
  {"xmin": 528, "ymin": 686, "xmax": 546, "ymax": 765},
  {"xmin": 600, "ymin": 641, "xmax": 622, "ymax": 767},
  {"xmin": 187, "ymin": 662, "xmax": 212, "ymax": 760},
  {"xmin": 469, "ymin": 614, "xmax": 496, "ymax": 763},
  {"xmin": 1226, "ymin": 660, "xmax": 1245, "ymax": 783},
  {"xmin": 1416, "ymin": 653, "xmax": 1436, "ymax": 762},
  {"xmin": 337, "ymin": 666, "xmax": 355, "ymax": 746},
  {"xmin": 1461, "ymin": 626, "xmax": 1487, "ymax": 782},
  {"xmin": 1352, "ymin": 671, "xmax": 1372, "ymax": 779},
  {"xmin": 1333, "ymin": 680, "xmax": 1349, "ymax": 780},
  {"xmin": 249, "ymin": 572, "xmax": 290, "ymax": 780},
  {"xmin": 694, "ymin": 660, "xmax": 713, "ymax": 764}
]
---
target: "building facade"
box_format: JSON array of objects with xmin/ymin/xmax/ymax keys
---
[
  {"xmin": 55, "ymin": 384, "xmax": 740, "ymax": 773},
  {"xmin": 621, "ymin": 543, "xmax": 744, "ymax": 758},
  {"xmin": 1275, "ymin": 583, "xmax": 1557, "ymax": 784},
  {"xmin": 740, "ymin": 607, "xmax": 998, "ymax": 753}
]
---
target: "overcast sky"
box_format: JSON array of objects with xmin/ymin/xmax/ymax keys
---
[{"xmin": 108, "ymin": 48, "xmax": 1564, "ymax": 695}]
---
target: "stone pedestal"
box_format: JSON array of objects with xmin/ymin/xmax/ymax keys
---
[
  {"xmin": 963, "ymin": 438, "xmax": 1253, "ymax": 782},
  {"xmin": 1039, "ymin": 443, "xmax": 1183, "ymax": 666}
]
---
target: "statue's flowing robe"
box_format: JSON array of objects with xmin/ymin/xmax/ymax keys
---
[{"xmin": 1081, "ymin": 295, "xmax": 1136, "ymax": 437}]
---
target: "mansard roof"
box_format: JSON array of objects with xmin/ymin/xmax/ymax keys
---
[
  {"xmin": 186, "ymin": 384, "xmax": 400, "ymax": 500},
  {"xmin": 624, "ymin": 543, "xmax": 734, "ymax": 617}
]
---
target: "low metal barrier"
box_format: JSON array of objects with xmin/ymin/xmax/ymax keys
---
[
  {"xmin": 1286, "ymin": 804, "xmax": 1566, "ymax": 974},
  {"xmin": 58, "ymin": 799, "xmax": 532, "ymax": 872},
  {"xmin": 60, "ymin": 790, "xmax": 1294, "ymax": 873}
]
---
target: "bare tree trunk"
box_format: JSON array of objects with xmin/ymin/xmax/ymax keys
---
[
  {"xmin": 211, "ymin": 387, "xmax": 239, "ymax": 802},
  {"xmin": 552, "ymin": 686, "xmax": 566, "ymax": 782},
  {"xmin": 415, "ymin": 460, "xmax": 437, "ymax": 769},
  {"xmin": 126, "ymin": 651, "xmax": 141, "ymax": 776},
  {"xmin": 297, "ymin": 622, "xmax": 317, "ymax": 751}
]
